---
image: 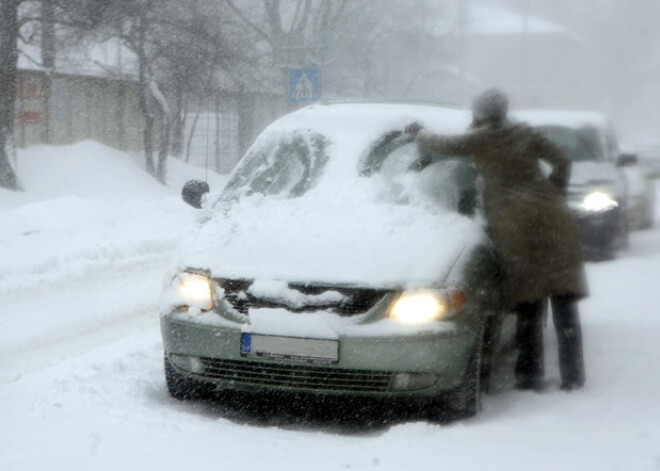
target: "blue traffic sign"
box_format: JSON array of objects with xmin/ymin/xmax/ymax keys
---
[{"xmin": 289, "ymin": 68, "xmax": 321, "ymax": 103}]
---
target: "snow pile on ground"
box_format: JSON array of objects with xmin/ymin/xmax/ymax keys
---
[
  {"xmin": 0, "ymin": 141, "xmax": 224, "ymax": 296},
  {"xmin": 1, "ymin": 141, "xmax": 660, "ymax": 471}
]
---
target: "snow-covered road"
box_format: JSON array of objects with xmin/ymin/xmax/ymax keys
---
[
  {"xmin": 2, "ymin": 143, "xmax": 660, "ymax": 471},
  {"xmin": 0, "ymin": 254, "xmax": 166, "ymax": 383}
]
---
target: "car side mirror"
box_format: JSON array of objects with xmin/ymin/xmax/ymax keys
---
[
  {"xmin": 617, "ymin": 153, "xmax": 638, "ymax": 167},
  {"xmin": 182, "ymin": 179, "xmax": 210, "ymax": 209}
]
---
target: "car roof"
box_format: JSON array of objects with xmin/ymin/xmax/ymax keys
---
[{"xmin": 261, "ymin": 101, "xmax": 473, "ymax": 140}]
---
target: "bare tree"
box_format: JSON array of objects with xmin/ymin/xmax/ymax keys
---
[
  {"xmin": 221, "ymin": 0, "xmax": 453, "ymax": 101},
  {"xmin": 59, "ymin": 0, "xmax": 252, "ymax": 184},
  {"xmin": 154, "ymin": 0, "xmax": 249, "ymax": 161},
  {"xmin": 0, "ymin": 0, "xmax": 114, "ymax": 190},
  {"xmin": 0, "ymin": 0, "xmax": 23, "ymax": 190},
  {"xmin": 223, "ymin": 0, "xmax": 349, "ymax": 67}
]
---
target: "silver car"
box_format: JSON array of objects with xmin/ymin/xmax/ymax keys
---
[
  {"xmin": 160, "ymin": 102, "xmax": 514, "ymax": 420},
  {"xmin": 514, "ymin": 110, "xmax": 630, "ymax": 260}
]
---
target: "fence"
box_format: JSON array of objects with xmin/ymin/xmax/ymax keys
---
[
  {"xmin": 15, "ymin": 69, "xmax": 144, "ymax": 152},
  {"xmin": 15, "ymin": 69, "xmax": 289, "ymax": 174}
]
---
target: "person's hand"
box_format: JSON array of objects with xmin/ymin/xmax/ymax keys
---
[{"xmin": 403, "ymin": 121, "xmax": 423, "ymax": 138}]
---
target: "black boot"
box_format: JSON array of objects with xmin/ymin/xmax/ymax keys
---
[
  {"xmin": 514, "ymin": 299, "xmax": 545, "ymax": 391},
  {"xmin": 551, "ymin": 295, "xmax": 585, "ymax": 391}
]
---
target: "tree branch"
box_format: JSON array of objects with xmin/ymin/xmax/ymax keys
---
[{"xmin": 223, "ymin": 0, "xmax": 271, "ymax": 41}]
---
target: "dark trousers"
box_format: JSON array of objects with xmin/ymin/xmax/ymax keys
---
[{"xmin": 515, "ymin": 295, "xmax": 585, "ymax": 390}]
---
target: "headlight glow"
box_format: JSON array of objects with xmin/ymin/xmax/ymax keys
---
[
  {"xmin": 580, "ymin": 190, "xmax": 619, "ymax": 212},
  {"xmin": 176, "ymin": 272, "xmax": 213, "ymax": 311},
  {"xmin": 389, "ymin": 289, "xmax": 466, "ymax": 324}
]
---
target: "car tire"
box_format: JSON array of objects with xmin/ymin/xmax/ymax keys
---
[
  {"xmin": 428, "ymin": 321, "xmax": 488, "ymax": 422},
  {"xmin": 591, "ymin": 210, "xmax": 628, "ymax": 261},
  {"xmin": 641, "ymin": 186, "xmax": 656, "ymax": 229},
  {"xmin": 164, "ymin": 356, "xmax": 208, "ymax": 400},
  {"xmin": 454, "ymin": 338, "xmax": 483, "ymax": 419}
]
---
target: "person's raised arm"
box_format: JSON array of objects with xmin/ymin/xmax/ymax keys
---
[{"xmin": 414, "ymin": 128, "xmax": 484, "ymax": 160}]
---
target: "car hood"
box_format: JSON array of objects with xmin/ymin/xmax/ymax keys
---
[
  {"xmin": 171, "ymin": 190, "xmax": 486, "ymax": 289},
  {"xmin": 570, "ymin": 161, "xmax": 621, "ymax": 187}
]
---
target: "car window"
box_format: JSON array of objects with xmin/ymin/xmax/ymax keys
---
[
  {"xmin": 536, "ymin": 125, "xmax": 605, "ymax": 162},
  {"xmin": 221, "ymin": 131, "xmax": 330, "ymax": 202},
  {"xmin": 604, "ymin": 125, "xmax": 619, "ymax": 163},
  {"xmin": 361, "ymin": 131, "xmax": 478, "ymax": 216}
]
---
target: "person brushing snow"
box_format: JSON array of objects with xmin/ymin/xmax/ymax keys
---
[{"xmin": 406, "ymin": 88, "xmax": 587, "ymax": 391}]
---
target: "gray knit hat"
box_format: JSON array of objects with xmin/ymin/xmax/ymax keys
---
[{"xmin": 471, "ymin": 88, "xmax": 508, "ymax": 122}]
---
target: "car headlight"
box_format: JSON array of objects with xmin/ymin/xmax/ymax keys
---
[
  {"xmin": 170, "ymin": 272, "xmax": 213, "ymax": 311},
  {"xmin": 389, "ymin": 289, "xmax": 466, "ymax": 324},
  {"xmin": 580, "ymin": 190, "xmax": 619, "ymax": 212}
]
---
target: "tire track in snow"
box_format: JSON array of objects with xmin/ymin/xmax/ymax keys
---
[{"xmin": 0, "ymin": 252, "xmax": 170, "ymax": 383}]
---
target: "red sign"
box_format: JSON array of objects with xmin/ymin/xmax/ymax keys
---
[
  {"xmin": 17, "ymin": 111, "xmax": 42, "ymax": 125},
  {"xmin": 16, "ymin": 80, "xmax": 42, "ymax": 100}
]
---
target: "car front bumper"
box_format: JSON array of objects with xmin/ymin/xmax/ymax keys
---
[
  {"xmin": 160, "ymin": 312, "xmax": 478, "ymax": 400},
  {"xmin": 572, "ymin": 206, "xmax": 626, "ymax": 257}
]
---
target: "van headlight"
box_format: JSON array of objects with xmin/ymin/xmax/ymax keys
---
[
  {"xmin": 389, "ymin": 289, "xmax": 466, "ymax": 324},
  {"xmin": 167, "ymin": 272, "xmax": 213, "ymax": 311},
  {"xmin": 580, "ymin": 190, "xmax": 619, "ymax": 212}
]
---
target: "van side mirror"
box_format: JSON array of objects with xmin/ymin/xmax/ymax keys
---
[
  {"xmin": 182, "ymin": 179, "xmax": 210, "ymax": 209},
  {"xmin": 617, "ymin": 153, "xmax": 638, "ymax": 167}
]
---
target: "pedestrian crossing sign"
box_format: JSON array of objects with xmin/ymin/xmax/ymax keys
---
[{"xmin": 289, "ymin": 68, "xmax": 321, "ymax": 103}]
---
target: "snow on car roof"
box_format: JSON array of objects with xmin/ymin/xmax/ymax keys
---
[
  {"xmin": 259, "ymin": 101, "xmax": 472, "ymax": 142},
  {"xmin": 513, "ymin": 109, "xmax": 611, "ymax": 130},
  {"xmin": 232, "ymin": 101, "xmax": 474, "ymax": 185}
]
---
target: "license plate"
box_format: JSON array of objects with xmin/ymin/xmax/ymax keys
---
[{"xmin": 240, "ymin": 333, "xmax": 339, "ymax": 364}]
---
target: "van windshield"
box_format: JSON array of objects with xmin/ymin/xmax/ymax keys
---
[
  {"xmin": 536, "ymin": 125, "xmax": 605, "ymax": 162},
  {"xmin": 221, "ymin": 131, "xmax": 330, "ymax": 202}
]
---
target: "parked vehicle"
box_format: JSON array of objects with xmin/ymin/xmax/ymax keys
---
[
  {"xmin": 514, "ymin": 110, "xmax": 630, "ymax": 260},
  {"xmin": 618, "ymin": 147, "xmax": 656, "ymax": 230},
  {"xmin": 160, "ymin": 102, "xmax": 515, "ymax": 420}
]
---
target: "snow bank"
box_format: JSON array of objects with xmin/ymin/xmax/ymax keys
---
[{"xmin": 0, "ymin": 141, "xmax": 226, "ymax": 297}]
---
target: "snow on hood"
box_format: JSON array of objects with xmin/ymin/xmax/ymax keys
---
[
  {"xmin": 174, "ymin": 188, "xmax": 483, "ymax": 288},
  {"xmin": 170, "ymin": 103, "xmax": 485, "ymax": 288}
]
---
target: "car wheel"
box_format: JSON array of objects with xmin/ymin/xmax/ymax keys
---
[
  {"xmin": 592, "ymin": 211, "xmax": 628, "ymax": 261},
  {"xmin": 428, "ymin": 322, "xmax": 488, "ymax": 422},
  {"xmin": 619, "ymin": 213, "xmax": 630, "ymax": 250},
  {"xmin": 164, "ymin": 356, "xmax": 208, "ymax": 400},
  {"xmin": 641, "ymin": 188, "xmax": 656, "ymax": 229},
  {"xmin": 455, "ymin": 343, "xmax": 483, "ymax": 419}
]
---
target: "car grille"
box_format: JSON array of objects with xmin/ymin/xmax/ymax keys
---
[
  {"xmin": 198, "ymin": 357, "xmax": 393, "ymax": 393},
  {"xmin": 218, "ymin": 278, "xmax": 389, "ymax": 316}
]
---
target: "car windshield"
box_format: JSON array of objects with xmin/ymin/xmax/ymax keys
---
[
  {"xmin": 362, "ymin": 130, "xmax": 478, "ymax": 216},
  {"xmin": 536, "ymin": 125, "xmax": 605, "ymax": 162},
  {"xmin": 219, "ymin": 126, "xmax": 478, "ymax": 217},
  {"xmin": 220, "ymin": 130, "xmax": 330, "ymax": 202}
]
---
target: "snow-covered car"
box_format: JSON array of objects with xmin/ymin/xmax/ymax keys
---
[
  {"xmin": 514, "ymin": 110, "xmax": 630, "ymax": 260},
  {"xmin": 160, "ymin": 102, "xmax": 514, "ymax": 420}
]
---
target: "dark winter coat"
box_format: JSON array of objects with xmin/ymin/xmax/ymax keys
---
[{"xmin": 417, "ymin": 119, "xmax": 588, "ymax": 306}]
